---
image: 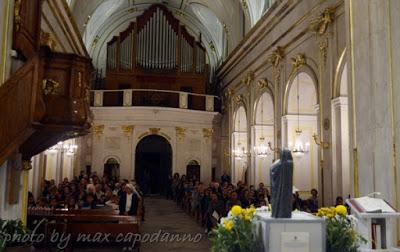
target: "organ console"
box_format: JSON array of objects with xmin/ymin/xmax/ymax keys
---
[{"xmin": 104, "ymin": 4, "xmax": 209, "ymax": 99}]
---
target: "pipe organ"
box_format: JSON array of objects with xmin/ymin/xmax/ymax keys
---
[
  {"xmin": 106, "ymin": 4, "xmax": 207, "ymax": 74},
  {"xmin": 104, "ymin": 4, "xmax": 209, "ymax": 107}
]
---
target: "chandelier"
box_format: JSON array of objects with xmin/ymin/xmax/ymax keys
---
[
  {"xmin": 289, "ymin": 71, "xmax": 310, "ymax": 157},
  {"xmin": 254, "ymin": 137, "xmax": 272, "ymax": 158},
  {"xmin": 47, "ymin": 141, "xmax": 78, "ymax": 156}
]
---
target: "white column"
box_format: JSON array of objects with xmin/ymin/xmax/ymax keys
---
[{"xmin": 331, "ymin": 97, "xmax": 350, "ymax": 199}]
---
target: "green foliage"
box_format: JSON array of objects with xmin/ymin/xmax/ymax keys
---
[
  {"xmin": 325, "ymin": 215, "xmax": 366, "ymax": 252},
  {"xmin": 210, "ymin": 216, "xmax": 257, "ymax": 252}
]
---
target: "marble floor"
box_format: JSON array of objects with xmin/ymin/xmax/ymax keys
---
[
  {"xmin": 33, "ymin": 196, "xmax": 211, "ymax": 252},
  {"xmin": 140, "ymin": 196, "xmax": 211, "ymax": 252}
]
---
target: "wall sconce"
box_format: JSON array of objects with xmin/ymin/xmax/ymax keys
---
[{"xmin": 312, "ymin": 134, "xmax": 330, "ymax": 149}]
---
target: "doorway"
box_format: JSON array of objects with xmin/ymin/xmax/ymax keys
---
[
  {"xmin": 104, "ymin": 158, "xmax": 120, "ymax": 180},
  {"xmin": 186, "ymin": 160, "xmax": 200, "ymax": 181},
  {"xmin": 135, "ymin": 135, "xmax": 172, "ymax": 195}
]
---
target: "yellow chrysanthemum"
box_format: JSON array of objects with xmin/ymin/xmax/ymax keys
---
[
  {"xmin": 231, "ymin": 205, "xmax": 243, "ymax": 216},
  {"xmin": 335, "ymin": 205, "xmax": 347, "ymax": 216},
  {"xmin": 223, "ymin": 219, "xmax": 234, "ymax": 231}
]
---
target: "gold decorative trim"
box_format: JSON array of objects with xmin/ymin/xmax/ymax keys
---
[
  {"xmin": 234, "ymin": 95, "xmax": 243, "ymax": 105},
  {"xmin": 241, "ymin": 71, "xmax": 254, "ymax": 87},
  {"xmin": 267, "ymin": 47, "xmax": 285, "ymax": 67},
  {"xmin": 1, "ymin": 0, "xmax": 11, "ymax": 84},
  {"xmin": 121, "ymin": 125, "xmax": 135, "ymax": 137},
  {"xmin": 22, "ymin": 160, "xmax": 32, "ymax": 171},
  {"xmin": 91, "ymin": 35, "xmax": 100, "ymax": 48},
  {"xmin": 42, "ymin": 79, "xmax": 60, "ymax": 95},
  {"xmin": 175, "ymin": 127, "xmax": 186, "ymax": 140},
  {"xmin": 92, "ymin": 125, "xmax": 104, "ymax": 137},
  {"xmin": 40, "ymin": 31, "xmax": 57, "ymax": 51},
  {"xmin": 149, "ymin": 128, "xmax": 161, "ymax": 135},
  {"xmin": 14, "ymin": 0, "xmax": 21, "ymax": 31},
  {"xmin": 308, "ymin": 7, "xmax": 336, "ymax": 35},
  {"xmin": 319, "ymin": 37, "xmax": 328, "ymax": 67},
  {"xmin": 203, "ymin": 128, "xmax": 213, "ymax": 139},
  {"xmin": 290, "ymin": 53, "xmax": 306, "ymax": 69},
  {"xmin": 257, "ymin": 79, "xmax": 269, "ymax": 89}
]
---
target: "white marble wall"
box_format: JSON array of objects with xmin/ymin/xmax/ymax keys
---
[{"xmin": 87, "ymin": 107, "xmax": 220, "ymax": 183}]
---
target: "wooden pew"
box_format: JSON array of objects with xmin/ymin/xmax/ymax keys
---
[{"xmin": 28, "ymin": 211, "xmax": 140, "ymax": 251}]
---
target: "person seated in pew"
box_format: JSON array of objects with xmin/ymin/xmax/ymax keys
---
[
  {"xmin": 81, "ymin": 193, "xmax": 97, "ymax": 209},
  {"xmin": 50, "ymin": 198, "xmax": 63, "ymax": 209},
  {"xmin": 106, "ymin": 194, "xmax": 120, "ymax": 210},
  {"xmin": 119, "ymin": 184, "xmax": 139, "ymax": 216},
  {"xmin": 66, "ymin": 197, "xmax": 79, "ymax": 210}
]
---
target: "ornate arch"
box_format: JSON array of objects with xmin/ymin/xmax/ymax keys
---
[
  {"xmin": 332, "ymin": 48, "xmax": 347, "ymax": 98},
  {"xmin": 252, "ymin": 80, "xmax": 274, "ymax": 125},
  {"xmin": 283, "ymin": 57, "xmax": 319, "ymax": 115}
]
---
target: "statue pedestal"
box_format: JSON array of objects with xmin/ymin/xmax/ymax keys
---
[{"xmin": 254, "ymin": 211, "xmax": 325, "ymax": 252}]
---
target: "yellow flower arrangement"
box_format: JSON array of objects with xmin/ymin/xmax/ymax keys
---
[
  {"xmin": 231, "ymin": 205, "xmax": 243, "ymax": 216},
  {"xmin": 211, "ymin": 205, "xmax": 259, "ymax": 251},
  {"xmin": 223, "ymin": 219, "xmax": 234, "ymax": 231},
  {"xmin": 335, "ymin": 205, "xmax": 347, "ymax": 216}
]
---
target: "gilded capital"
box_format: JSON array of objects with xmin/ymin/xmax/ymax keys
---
[
  {"xmin": 203, "ymin": 128, "xmax": 213, "ymax": 139},
  {"xmin": 22, "ymin": 160, "xmax": 32, "ymax": 171},
  {"xmin": 121, "ymin": 125, "xmax": 135, "ymax": 137},
  {"xmin": 175, "ymin": 127, "xmax": 186, "ymax": 140},
  {"xmin": 92, "ymin": 125, "xmax": 104, "ymax": 137}
]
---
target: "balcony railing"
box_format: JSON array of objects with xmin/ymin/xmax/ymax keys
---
[{"xmin": 90, "ymin": 89, "xmax": 220, "ymax": 112}]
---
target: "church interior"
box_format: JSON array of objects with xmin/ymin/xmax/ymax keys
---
[{"xmin": 0, "ymin": 0, "xmax": 400, "ymax": 251}]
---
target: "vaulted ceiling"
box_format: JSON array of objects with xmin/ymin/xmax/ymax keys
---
[{"xmin": 68, "ymin": 0, "xmax": 271, "ymax": 73}]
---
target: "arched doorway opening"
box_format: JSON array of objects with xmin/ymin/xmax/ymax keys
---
[
  {"xmin": 135, "ymin": 135, "xmax": 172, "ymax": 195},
  {"xmin": 253, "ymin": 91, "xmax": 274, "ymax": 186},
  {"xmin": 104, "ymin": 158, "xmax": 120, "ymax": 180},
  {"xmin": 232, "ymin": 106, "xmax": 248, "ymax": 184},
  {"xmin": 186, "ymin": 160, "xmax": 200, "ymax": 181},
  {"xmin": 283, "ymin": 71, "xmax": 318, "ymax": 193}
]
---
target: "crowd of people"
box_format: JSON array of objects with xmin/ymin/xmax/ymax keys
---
[
  {"xmin": 169, "ymin": 171, "xmax": 326, "ymax": 232},
  {"xmin": 28, "ymin": 171, "xmax": 143, "ymax": 217}
]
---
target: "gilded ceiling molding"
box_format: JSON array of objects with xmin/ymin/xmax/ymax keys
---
[
  {"xmin": 91, "ymin": 35, "xmax": 100, "ymax": 48},
  {"xmin": 92, "ymin": 125, "xmax": 104, "ymax": 137},
  {"xmin": 308, "ymin": 7, "xmax": 336, "ymax": 35},
  {"xmin": 175, "ymin": 127, "xmax": 186, "ymax": 140},
  {"xmin": 121, "ymin": 125, "xmax": 135, "ymax": 137}
]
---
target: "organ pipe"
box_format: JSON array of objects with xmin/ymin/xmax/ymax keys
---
[{"xmin": 107, "ymin": 5, "xmax": 205, "ymax": 72}]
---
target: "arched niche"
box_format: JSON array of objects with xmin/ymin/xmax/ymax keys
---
[
  {"xmin": 287, "ymin": 72, "xmax": 318, "ymax": 115},
  {"xmin": 281, "ymin": 71, "xmax": 318, "ymax": 193},
  {"xmin": 252, "ymin": 91, "xmax": 275, "ymax": 186},
  {"xmin": 103, "ymin": 157, "xmax": 120, "ymax": 179},
  {"xmin": 232, "ymin": 105, "xmax": 248, "ymax": 184}
]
